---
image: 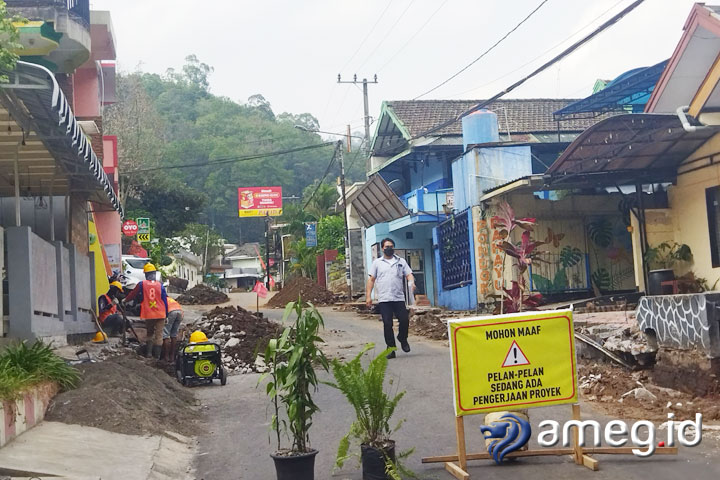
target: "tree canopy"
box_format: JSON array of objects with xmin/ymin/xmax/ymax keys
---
[{"xmin": 107, "ymin": 55, "xmax": 365, "ymax": 244}]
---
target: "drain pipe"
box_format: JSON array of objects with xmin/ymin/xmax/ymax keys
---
[{"xmin": 676, "ymin": 105, "xmax": 709, "ymax": 133}]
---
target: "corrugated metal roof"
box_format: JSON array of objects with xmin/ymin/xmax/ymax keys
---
[
  {"xmin": 546, "ymin": 114, "xmax": 720, "ymax": 180},
  {"xmin": 350, "ymin": 174, "xmax": 408, "ymax": 227}
]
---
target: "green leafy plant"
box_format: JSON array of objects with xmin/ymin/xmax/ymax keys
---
[
  {"xmin": 0, "ymin": 341, "xmax": 80, "ymax": 400},
  {"xmin": 0, "ymin": 1, "xmax": 25, "ymax": 83},
  {"xmin": 325, "ymin": 344, "xmax": 414, "ymax": 477},
  {"xmin": 260, "ymin": 300, "xmax": 329, "ymax": 454},
  {"xmin": 644, "ymin": 242, "xmax": 693, "ymax": 270}
]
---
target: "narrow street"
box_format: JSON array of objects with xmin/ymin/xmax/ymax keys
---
[{"xmin": 194, "ymin": 306, "xmax": 720, "ymax": 480}]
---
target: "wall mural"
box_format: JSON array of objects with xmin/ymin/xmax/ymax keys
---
[
  {"xmin": 528, "ymin": 215, "xmax": 635, "ymax": 294},
  {"xmin": 530, "ymin": 220, "xmax": 589, "ymax": 293},
  {"xmin": 586, "ymin": 216, "xmax": 635, "ymax": 292}
]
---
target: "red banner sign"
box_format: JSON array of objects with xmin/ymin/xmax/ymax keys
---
[
  {"xmin": 122, "ymin": 220, "xmax": 138, "ymax": 236},
  {"xmin": 238, "ymin": 186, "xmax": 283, "ymax": 217},
  {"xmin": 253, "ymin": 281, "xmax": 268, "ymax": 298}
]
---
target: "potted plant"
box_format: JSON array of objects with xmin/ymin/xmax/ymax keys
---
[
  {"xmin": 260, "ymin": 300, "xmax": 329, "ymax": 480},
  {"xmin": 643, "ymin": 242, "xmax": 693, "ymax": 295},
  {"xmin": 326, "ymin": 344, "xmax": 413, "ymax": 480}
]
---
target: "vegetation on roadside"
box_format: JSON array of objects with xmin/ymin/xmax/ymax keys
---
[{"xmin": 0, "ymin": 341, "xmax": 80, "ymax": 401}]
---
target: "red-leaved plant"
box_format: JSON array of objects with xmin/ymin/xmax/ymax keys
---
[{"xmin": 491, "ymin": 201, "xmax": 545, "ymax": 313}]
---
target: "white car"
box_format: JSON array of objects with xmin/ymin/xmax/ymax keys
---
[{"xmin": 121, "ymin": 255, "xmax": 162, "ymax": 288}]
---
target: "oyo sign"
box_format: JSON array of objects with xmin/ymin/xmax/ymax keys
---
[{"xmin": 122, "ymin": 220, "xmax": 138, "ymax": 236}]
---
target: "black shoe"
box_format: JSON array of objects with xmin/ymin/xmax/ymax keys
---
[
  {"xmin": 386, "ymin": 351, "xmax": 396, "ymax": 359},
  {"xmin": 401, "ymin": 342, "xmax": 411, "ymax": 353}
]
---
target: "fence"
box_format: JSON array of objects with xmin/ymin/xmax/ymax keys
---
[
  {"xmin": 528, "ymin": 252, "xmax": 591, "ymax": 293},
  {"xmin": 437, "ymin": 209, "xmax": 472, "ymax": 290}
]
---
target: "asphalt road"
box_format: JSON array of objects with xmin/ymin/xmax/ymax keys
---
[{"xmin": 194, "ymin": 307, "xmax": 720, "ymax": 480}]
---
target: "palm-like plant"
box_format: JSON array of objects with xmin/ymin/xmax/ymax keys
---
[
  {"xmin": 290, "ymin": 238, "xmax": 318, "ymax": 280},
  {"xmin": 326, "ymin": 344, "xmax": 413, "ymax": 478}
]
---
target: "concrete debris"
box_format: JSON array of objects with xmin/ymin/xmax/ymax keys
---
[{"xmin": 190, "ymin": 305, "xmax": 282, "ymax": 375}]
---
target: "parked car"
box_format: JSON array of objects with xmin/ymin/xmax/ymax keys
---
[{"xmin": 121, "ymin": 255, "xmax": 152, "ymax": 288}]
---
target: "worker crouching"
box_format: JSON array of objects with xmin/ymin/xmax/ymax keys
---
[{"xmin": 125, "ymin": 263, "xmax": 168, "ymax": 359}]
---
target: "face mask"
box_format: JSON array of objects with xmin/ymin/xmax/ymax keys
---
[{"xmin": 383, "ymin": 246, "xmax": 394, "ymax": 256}]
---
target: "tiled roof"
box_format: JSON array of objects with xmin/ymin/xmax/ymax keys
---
[
  {"xmin": 226, "ymin": 242, "xmax": 261, "ymax": 258},
  {"xmin": 386, "ymin": 99, "xmax": 604, "ymax": 137}
]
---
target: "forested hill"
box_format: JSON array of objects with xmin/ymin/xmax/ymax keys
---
[{"xmin": 106, "ymin": 55, "xmax": 365, "ymax": 243}]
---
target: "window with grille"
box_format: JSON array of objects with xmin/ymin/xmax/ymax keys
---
[
  {"xmin": 706, "ymin": 186, "xmax": 720, "ymax": 267},
  {"xmin": 438, "ymin": 209, "xmax": 472, "ymax": 290}
]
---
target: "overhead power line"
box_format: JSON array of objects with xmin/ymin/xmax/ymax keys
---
[
  {"xmin": 339, "ymin": 1, "xmax": 395, "ymax": 73},
  {"xmin": 414, "ymin": 0, "xmax": 550, "ymax": 100},
  {"xmin": 448, "ymin": 0, "xmax": 626, "ymax": 98},
  {"xmin": 356, "ymin": 0, "xmax": 416, "ymax": 72},
  {"xmin": 303, "ymin": 141, "xmax": 342, "ymax": 210},
  {"xmin": 412, "ymin": 0, "xmax": 646, "ymax": 139},
  {"xmin": 377, "ymin": 0, "xmax": 450, "ymax": 73},
  {"xmin": 122, "ymin": 142, "xmax": 335, "ymax": 175}
]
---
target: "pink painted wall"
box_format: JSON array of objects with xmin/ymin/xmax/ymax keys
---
[
  {"xmin": 94, "ymin": 210, "xmax": 121, "ymax": 245},
  {"xmin": 73, "ymin": 67, "xmax": 100, "ymax": 117}
]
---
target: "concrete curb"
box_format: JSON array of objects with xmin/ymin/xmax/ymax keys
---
[{"xmin": 0, "ymin": 382, "xmax": 59, "ymax": 448}]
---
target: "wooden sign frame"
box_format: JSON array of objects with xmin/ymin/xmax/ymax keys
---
[{"xmin": 421, "ymin": 404, "xmax": 678, "ymax": 479}]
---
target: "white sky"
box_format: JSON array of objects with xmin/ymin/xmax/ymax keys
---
[{"xmin": 90, "ymin": 0, "xmax": 704, "ymax": 135}]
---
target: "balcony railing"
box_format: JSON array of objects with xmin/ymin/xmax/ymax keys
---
[
  {"xmin": 401, "ymin": 188, "xmax": 453, "ymax": 215},
  {"xmin": 6, "ymin": 0, "xmax": 90, "ymax": 27}
]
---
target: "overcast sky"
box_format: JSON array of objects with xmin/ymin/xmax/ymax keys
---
[{"xmin": 90, "ymin": 0, "xmax": 703, "ymax": 135}]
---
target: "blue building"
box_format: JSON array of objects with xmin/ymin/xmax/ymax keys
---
[{"xmin": 357, "ymin": 99, "xmax": 600, "ymax": 307}]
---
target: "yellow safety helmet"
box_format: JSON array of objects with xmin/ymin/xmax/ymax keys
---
[
  {"xmin": 143, "ymin": 263, "xmax": 157, "ymax": 273},
  {"xmin": 189, "ymin": 330, "xmax": 208, "ymax": 343},
  {"xmin": 92, "ymin": 331, "xmax": 108, "ymax": 343},
  {"xmin": 110, "ymin": 281, "xmax": 123, "ymax": 290}
]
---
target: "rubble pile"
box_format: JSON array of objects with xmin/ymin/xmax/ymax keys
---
[
  {"xmin": 192, "ymin": 305, "xmax": 282, "ymax": 374},
  {"xmin": 409, "ymin": 309, "xmax": 448, "ymax": 340},
  {"xmin": 268, "ymin": 277, "xmax": 336, "ymax": 308},
  {"xmin": 577, "ymin": 323, "xmax": 656, "ymax": 366},
  {"xmin": 177, "ymin": 284, "xmax": 229, "ymax": 305},
  {"xmin": 578, "ymin": 363, "xmax": 720, "ymax": 421}
]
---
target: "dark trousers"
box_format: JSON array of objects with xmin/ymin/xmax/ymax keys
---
[
  {"xmin": 378, "ymin": 301, "xmax": 409, "ymax": 348},
  {"xmin": 101, "ymin": 313, "xmax": 124, "ymax": 336}
]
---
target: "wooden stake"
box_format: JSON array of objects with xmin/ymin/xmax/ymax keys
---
[
  {"xmin": 456, "ymin": 416, "xmax": 468, "ymax": 470},
  {"xmin": 444, "ymin": 416, "xmax": 471, "ymax": 480},
  {"xmin": 572, "ymin": 404, "xmax": 583, "ymax": 465},
  {"xmin": 422, "ymin": 446, "xmax": 678, "ymax": 463}
]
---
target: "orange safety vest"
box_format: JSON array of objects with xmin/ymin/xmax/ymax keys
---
[
  {"xmin": 98, "ymin": 294, "xmax": 117, "ymax": 322},
  {"xmin": 167, "ymin": 297, "xmax": 182, "ymax": 313},
  {"xmin": 140, "ymin": 281, "xmax": 166, "ymax": 319}
]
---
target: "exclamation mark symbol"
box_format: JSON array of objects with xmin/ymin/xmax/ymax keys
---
[{"xmin": 513, "ymin": 347, "xmax": 518, "ymax": 364}]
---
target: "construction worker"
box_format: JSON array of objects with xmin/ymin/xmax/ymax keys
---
[
  {"xmin": 97, "ymin": 281, "xmax": 125, "ymax": 336},
  {"xmin": 162, "ymin": 297, "xmax": 184, "ymax": 363},
  {"xmin": 124, "ymin": 263, "xmax": 168, "ymax": 359}
]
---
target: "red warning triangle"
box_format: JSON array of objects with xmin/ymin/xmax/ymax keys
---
[{"xmin": 502, "ymin": 340, "xmax": 530, "ymax": 367}]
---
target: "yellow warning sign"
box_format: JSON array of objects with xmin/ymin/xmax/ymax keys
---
[
  {"xmin": 448, "ymin": 309, "xmax": 577, "ymax": 416},
  {"xmin": 137, "ymin": 233, "xmax": 151, "ymax": 242}
]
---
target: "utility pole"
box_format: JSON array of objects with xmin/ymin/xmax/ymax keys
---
[
  {"xmin": 337, "ymin": 74, "xmax": 378, "ymax": 175},
  {"xmin": 265, "ymin": 214, "xmax": 271, "ymax": 290},
  {"xmin": 335, "ymin": 140, "xmax": 352, "ymax": 301}
]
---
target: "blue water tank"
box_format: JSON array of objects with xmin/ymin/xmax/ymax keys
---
[{"xmin": 462, "ymin": 109, "xmax": 500, "ymax": 151}]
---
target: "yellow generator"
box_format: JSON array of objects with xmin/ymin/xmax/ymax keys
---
[{"xmin": 175, "ymin": 341, "xmax": 227, "ymax": 386}]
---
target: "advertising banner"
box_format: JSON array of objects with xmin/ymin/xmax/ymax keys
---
[{"xmin": 237, "ymin": 186, "xmax": 283, "ymax": 217}]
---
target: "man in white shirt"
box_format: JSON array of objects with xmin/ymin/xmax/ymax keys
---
[{"xmin": 366, "ymin": 238, "xmax": 416, "ymax": 359}]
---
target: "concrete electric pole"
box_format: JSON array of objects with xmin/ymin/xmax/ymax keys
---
[{"xmin": 337, "ymin": 74, "xmax": 378, "ymax": 175}]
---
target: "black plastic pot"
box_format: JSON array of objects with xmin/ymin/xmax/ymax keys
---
[
  {"xmin": 361, "ymin": 441, "xmax": 396, "ymax": 480},
  {"xmin": 648, "ymin": 269, "xmax": 675, "ymax": 295},
  {"xmin": 270, "ymin": 449, "xmax": 318, "ymax": 480}
]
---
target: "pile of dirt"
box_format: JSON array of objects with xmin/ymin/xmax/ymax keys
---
[
  {"xmin": 192, "ymin": 305, "xmax": 283, "ymax": 374},
  {"xmin": 267, "ymin": 277, "xmax": 336, "ymax": 308},
  {"xmin": 177, "ymin": 284, "xmax": 229, "ymax": 305},
  {"xmin": 409, "ymin": 309, "xmax": 448, "ymax": 340},
  {"xmin": 578, "ymin": 361, "xmax": 720, "ymax": 422},
  {"xmin": 46, "ymin": 355, "xmax": 202, "ymax": 437}
]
